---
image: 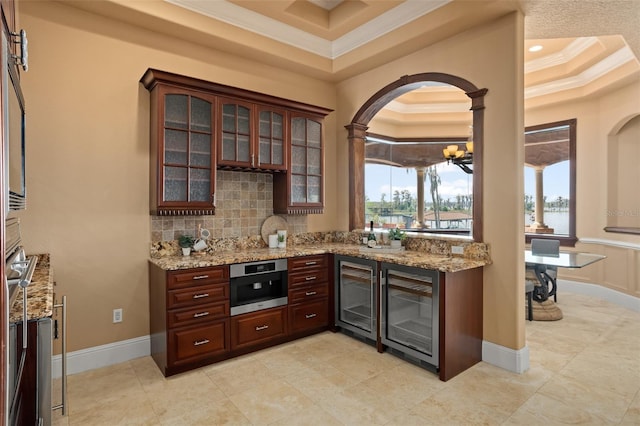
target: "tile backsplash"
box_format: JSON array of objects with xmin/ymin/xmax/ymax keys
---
[{"xmin": 150, "ymin": 171, "xmax": 307, "ymax": 242}]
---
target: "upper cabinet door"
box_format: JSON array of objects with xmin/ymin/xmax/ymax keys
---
[
  {"xmin": 150, "ymin": 85, "xmax": 217, "ymax": 215},
  {"xmin": 218, "ymin": 98, "xmax": 253, "ymax": 168},
  {"xmin": 274, "ymin": 113, "xmax": 324, "ymax": 215},
  {"xmin": 257, "ymin": 106, "xmax": 287, "ymax": 171}
]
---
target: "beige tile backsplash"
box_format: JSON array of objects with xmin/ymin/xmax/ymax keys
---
[{"xmin": 150, "ymin": 171, "xmax": 307, "ymax": 242}]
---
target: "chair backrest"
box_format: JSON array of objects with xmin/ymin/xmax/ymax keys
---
[{"xmin": 531, "ymin": 238, "xmax": 560, "ymax": 257}]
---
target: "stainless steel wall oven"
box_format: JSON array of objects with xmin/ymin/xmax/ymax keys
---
[{"xmin": 229, "ymin": 259, "xmax": 288, "ymax": 316}]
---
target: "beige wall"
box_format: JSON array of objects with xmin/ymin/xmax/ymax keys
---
[
  {"xmin": 336, "ymin": 13, "xmax": 526, "ymax": 350},
  {"xmin": 18, "ymin": 2, "xmax": 337, "ymax": 353},
  {"xmin": 526, "ymin": 80, "xmax": 640, "ymax": 298}
]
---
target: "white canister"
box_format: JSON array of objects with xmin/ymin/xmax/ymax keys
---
[{"xmin": 268, "ymin": 234, "xmax": 278, "ymax": 248}]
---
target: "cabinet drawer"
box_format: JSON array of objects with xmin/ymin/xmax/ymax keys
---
[
  {"xmin": 288, "ymin": 268, "xmax": 328, "ymax": 288},
  {"xmin": 288, "ymin": 255, "xmax": 327, "ymax": 272},
  {"xmin": 167, "ymin": 283, "xmax": 229, "ymax": 309},
  {"xmin": 288, "ymin": 283, "xmax": 329, "ymax": 303},
  {"xmin": 168, "ymin": 301, "xmax": 229, "ymax": 328},
  {"xmin": 170, "ymin": 320, "xmax": 229, "ymax": 363},
  {"xmin": 230, "ymin": 307, "xmax": 287, "ymax": 350},
  {"xmin": 168, "ymin": 266, "xmax": 229, "ymax": 290},
  {"xmin": 289, "ymin": 298, "xmax": 329, "ymax": 333}
]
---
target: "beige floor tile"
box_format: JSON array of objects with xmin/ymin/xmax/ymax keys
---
[
  {"xmin": 228, "ymin": 378, "xmax": 315, "ymax": 424},
  {"xmin": 537, "ymin": 373, "xmax": 632, "ymax": 423},
  {"xmin": 53, "ymin": 293, "xmax": 639, "ymax": 426},
  {"xmin": 159, "ymin": 398, "xmax": 251, "ymax": 426}
]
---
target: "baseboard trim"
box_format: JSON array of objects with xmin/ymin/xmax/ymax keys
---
[
  {"xmin": 52, "ymin": 335, "xmax": 150, "ymax": 378},
  {"xmin": 482, "ymin": 340, "xmax": 530, "ymax": 374},
  {"xmin": 559, "ymin": 279, "xmax": 640, "ymax": 312}
]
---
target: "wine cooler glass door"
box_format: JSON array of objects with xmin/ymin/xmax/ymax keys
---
[
  {"xmin": 381, "ymin": 264, "xmax": 439, "ymax": 367},
  {"xmin": 335, "ymin": 257, "xmax": 376, "ymax": 340}
]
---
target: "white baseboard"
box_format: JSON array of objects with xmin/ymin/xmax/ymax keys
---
[
  {"xmin": 482, "ymin": 340, "xmax": 530, "ymax": 374},
  {"xmin": 52, "ymin": 335, "xmax": 150, "ymax": 379},
  {"xmin": 559, "ymin": 279, "xmax": 640, "ymax": 312}
]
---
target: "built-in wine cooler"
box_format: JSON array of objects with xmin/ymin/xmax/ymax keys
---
[
  {"xmin": 334, "ymin": 255, "xmax": 377, "ymax": 341},
  {"xmin": 381, "ymin": 263, "xmax": 439, "ymax": 368}
]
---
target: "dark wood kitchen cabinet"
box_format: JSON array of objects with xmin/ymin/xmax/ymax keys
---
[
  {"xmin": 149, "ymin": 263, "xmax": 230, "ymax": 376},
  {"xmin": 141, "ymin": 70, "xmax": 217, "ymax": 216},
  {"xmin": 217, "ymin": 98, "xmax": 287, "ymax": 171},
  {"xmin": 274, "ymin": 113, "xmax": 326, "ymax": 214},
  {"xmin": 230, "ymin": 306, "xmax": 288, "ymax": 350},
  {"xmin": 288, "ymin": 254, "xmax": 330, "ymax": 334}
]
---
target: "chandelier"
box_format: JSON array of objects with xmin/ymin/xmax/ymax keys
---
[{"xmin": 443, "ymin": 131, "xmax": 473, "ymax": 174}]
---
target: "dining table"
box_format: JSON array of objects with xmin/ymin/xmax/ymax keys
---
[{"xmin": 525, "ymin": 249, "xmax": 607, "ymax": 302}]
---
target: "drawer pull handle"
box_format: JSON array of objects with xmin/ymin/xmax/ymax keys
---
[
  {"xmin": 305, "ymin": 291, "xmax": 317, "ymax": 296},
  {"xmin": 255, "ymin": 325, "xmax": 269, "ymax": 331},
  {"xmin": 305, "ymin": 313, "xmax": 317, "ymax": 319},
  {"xmin": 193, "ymin": 275, "xmax": 209, "ymax": 280},
  {"xmin": 192, "ymin": 293, "xmax": 209, "ymax": 299},
  {"xmin": 193, "ymin": 339, "xmax": 210, "ymax": 346},
  {"xmin": 193, "ymin": 312, "xmax": 209, "ymax": 318},
  {"xmin": 305, "ymin": 276, "xmax": 316, "ymax": 281},
  {"xmin": 305, "ymin": 261, "xmax": 317, "ymax": 266}
]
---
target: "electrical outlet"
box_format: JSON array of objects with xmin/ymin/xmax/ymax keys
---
[
  {"xmin": 451, "ymin": 245, "xmax": 464, "ymax": 255},
  {"xmin": 113, "ymin": 308, "xmax": 123, "ymax": 323}
]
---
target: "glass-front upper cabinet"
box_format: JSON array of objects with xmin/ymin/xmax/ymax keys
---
[
  {"xmin": 217, "ymin": 99, "xmax": 287, "ymax": 171},
  {"xmin": 143, "ymin": 78, "xmax": 217, "ymax": 215},
  {"xmin": 290, "ymin": 114, "xmax": 323, "ymax": 204},
  {"xmin": 257, "ymin": 105, "xmax": 286, "ymax": 171}
]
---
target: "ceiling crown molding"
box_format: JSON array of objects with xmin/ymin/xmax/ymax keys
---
[
  {"xmin": 526, "ymin": 45, "xmax": 636, "ymax": 98},
  {"xmin": 166, "ymin": 0, "xmax": 450, "ymax": 59},
  {"xmin": 384, "ymin": 100, "xmax": 471, "ymax": 114},
  {"xmin": 525, "ymin": 37, "xmax": 598, "ymax": 73}
]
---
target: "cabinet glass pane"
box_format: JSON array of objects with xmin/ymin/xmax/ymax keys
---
[
  {"xmin": 189, "ymin": 168, "xmax": 211, "ymax": 202},
  {"xmin": 222, "ymin": 134, "xmax": 236, "ymax": 161},
  {"xmin": 272, "ymin": 114, "xmax": 283, "ymax": 139},
  {"xmin": 237, "ymin": 134, "xmax": 250, "ymax": 163},
  {"xmin": 164, "ymin": 166, "xmax": 188, "ymax": 201},
  {"xmin": 307, "ymin": 147, "xmax": 321, "ymax": 175},
  {"xmin": 190, "ymin": 133, "xmax": 211, "ymax": 168},
  {"xmin": 259, "ymin": 137, "xmax": 271, "ymax": 164},
  {"xmin": 307, "ymin": 176, "xmax": 321, "ymax": 203},
  {"xmin": 259, "ymin": 111, "xmax": 271, "ymax": 136},
  {"xmin": 307, "ymin": 120, "xmax": 321, "ymax": 148},
  {"xmin": 190, "ymin": 98, "xmax": 212, "ymax": 132},
  {"xmin": 291, "ymin": 174, "xmax": 306, "ymax": 203},
  {"xmin": 291, "ymin": 117, "xmax": 305, "ymax": 145},
  {"xmin": 272, "ymin": 139, "xmax": 283, "ymax": 165},
  {"xmin": 164, "ymin": 129, "xmax": 188, "ymax": 165},
  {"xmin": 291, "ymin": 146, "xmax": 306, "ymax": 174},
  {"xmin": 222, "ymin": 104, "xmax": 236, "ymax": 132},
  {"xmin": 238, "ymin": 106, "xmax": 250, "ymax": 133},
  {"xmin": 165, "ymin": 94, "xmax": 188, "ymax": 129}
]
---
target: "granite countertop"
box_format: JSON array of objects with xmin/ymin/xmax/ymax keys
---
[
  {"xmin": 149, "ymin": 243, "xmax": 490, "ymax": 273},
  {"xmin": 9, "ymin": 253, "xmax": 55, "ymax": 322}
]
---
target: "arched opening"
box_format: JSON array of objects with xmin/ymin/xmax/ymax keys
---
[{"xmin": 345, "ymin": 73, "xmax": 487, "ymax": 241}]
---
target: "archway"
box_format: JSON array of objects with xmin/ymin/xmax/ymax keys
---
[{"xmin": 345, "ymin": 73, "xmax": 487, "ymax": 241}]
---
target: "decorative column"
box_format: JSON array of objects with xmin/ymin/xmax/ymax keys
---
[
  {"xmin": 416, "ymin": 167, "xmax": 426, "ymax": 228},
  {"xmin": 526, "ymin": 166, "xmax": 554, "ymax": 233}
]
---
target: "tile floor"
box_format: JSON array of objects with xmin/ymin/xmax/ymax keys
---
[{"xmin": 52, "ymin": 293, "xmax": 640, "ymax": 425}]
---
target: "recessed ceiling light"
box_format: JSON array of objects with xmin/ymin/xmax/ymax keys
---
[{"xmin": 529, "ymin": 45, "xmax": 543, "ymax": 52}]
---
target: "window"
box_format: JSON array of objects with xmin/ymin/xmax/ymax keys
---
[{"xmin": 524, "ymin": 119, "xmax": 576, "ymax": 246}]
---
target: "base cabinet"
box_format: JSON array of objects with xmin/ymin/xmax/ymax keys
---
[
  {"xmin": 230, "ymin": 306, "xmax": 287, "ymax": 350},
  {"xmin": 170, "ymin": 320, "xmax": 229, "ymax": 364},
  {"xmin": 288, "ymin": 255, "xmax": 330, "ymax": 335}
]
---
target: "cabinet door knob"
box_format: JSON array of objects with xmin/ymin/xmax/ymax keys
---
[
  {"xmin": 255, "ymin": 325, "xmax": 269, "ymax": 331},
  {"xmin": 305, "ymin": 291, "xmax": 317, "ymax": 296},
  {"xmin": 192, "ymin": 275, "xmax": 209, "ymax": 280},
  {"xmin": 193, "ymin": 339, "xmax": 210, "ymax": 346},
  {"xmin": 305, "ymin": 261, "xmax": 317, "ymax": 266},
  {"xmin": 193, "ymin": 312, "xmax": 209, "ymax": 318},
  {"xmin": 305, "ymin": 276, "xmax": 316, "ymax": 281},
  {"xmin": 305, "ymin": 313, "xmax": 317, "ymax": 319}
]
